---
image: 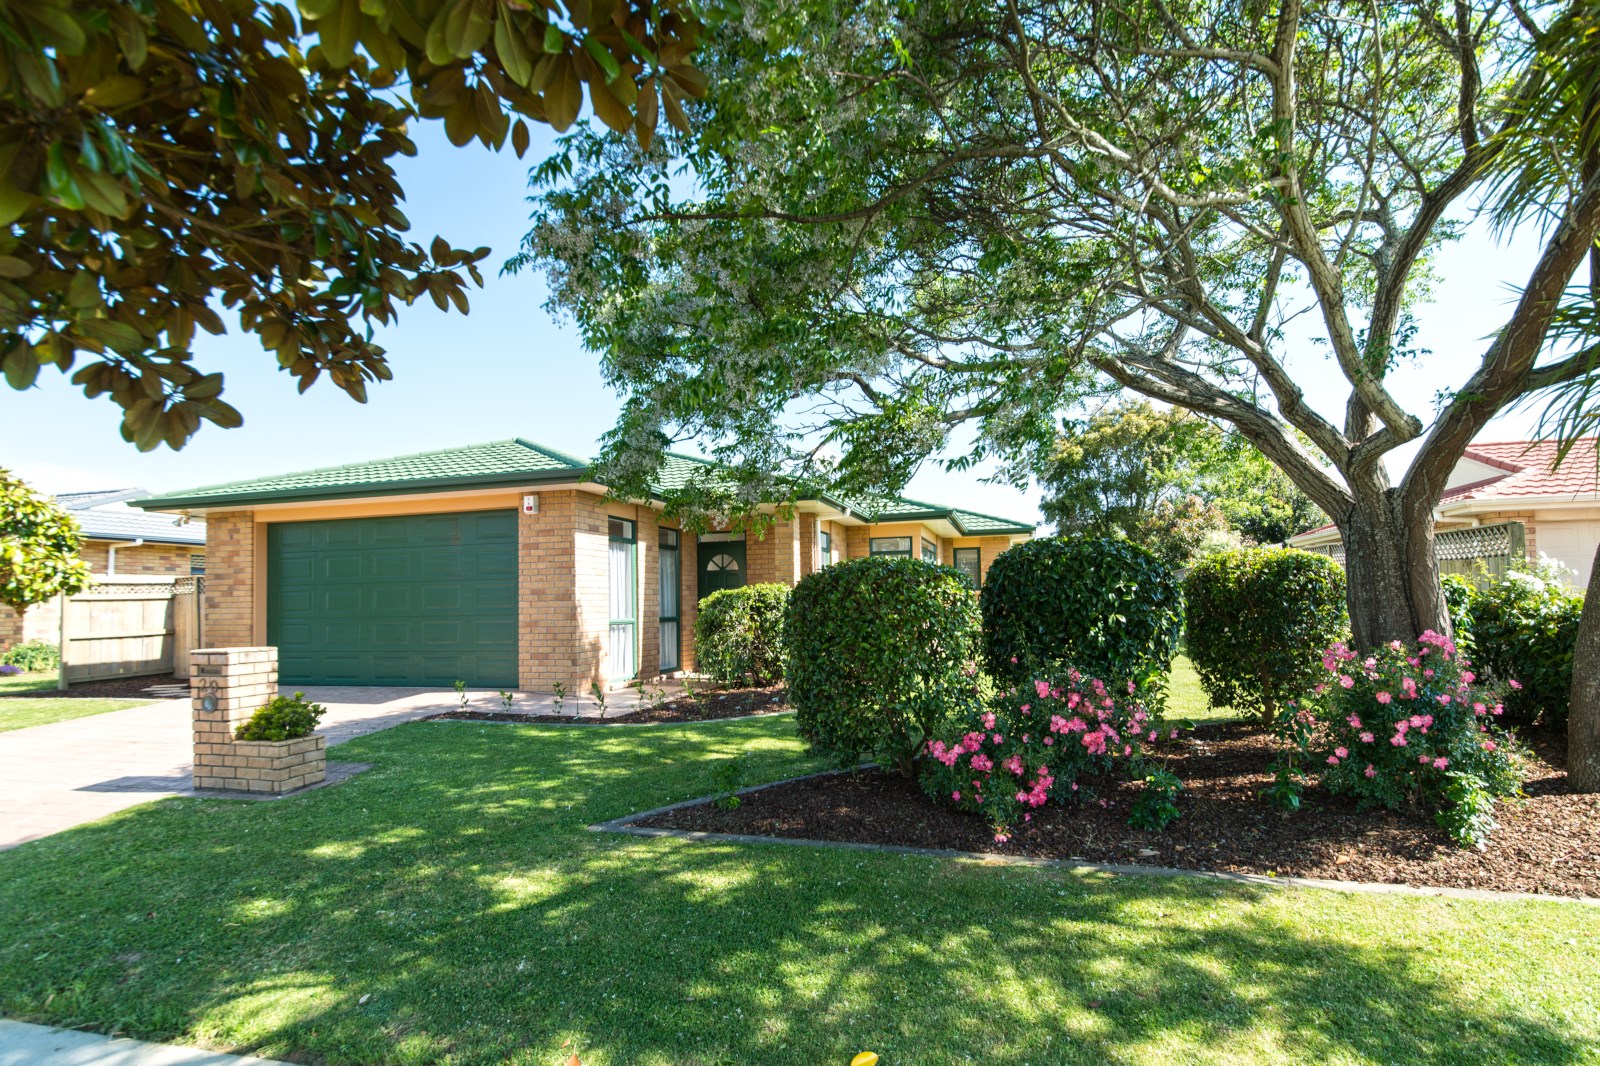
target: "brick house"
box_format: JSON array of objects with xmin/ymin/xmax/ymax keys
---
[
  {"xmin": 1, "ymin": 488, "xmax": 206, "ymax": 653},
  {"xmin": 1288, "ymin": 438, "xmax": 1600, "ymax": 588},
  {"xmin": 132, "ymin": 440, "xmax": 1034, "ymax": 691}
]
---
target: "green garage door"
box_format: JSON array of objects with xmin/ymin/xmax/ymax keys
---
[{"xmin": 267, "ymin": 511, "xmax": 518, "ymax": 687}]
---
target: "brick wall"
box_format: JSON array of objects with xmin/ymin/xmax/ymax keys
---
[
  {"xmin": 845, "ymin": 525, "xmax": 871, "ymax": 560},
  {"xmin": 746, "ymin": 516, "xmax": 800, "ymax": 586},
  {"xmin": 203, "ymin": 511, "xmax": 258, "ymax": 647},
  {"xmin": 0, "ymin": 607, "xmax": 22, "ymax": 653},
  {"xmin": 518, "ymin": 490, "xmax": 580, "ymax": 691},
  {"xmin": 80, "ymin": 540, "xmax": 202, "ymax": 576},
  {"xmin": 798, "ymin": 513, "xmax": 819, "ymax": 577}
]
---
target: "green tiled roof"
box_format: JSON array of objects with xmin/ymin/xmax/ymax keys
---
[
  {"xmin": 134, "ymin": 439, "xmax": 1035, "ymax": 535},
  {"xmin": 134, "ymin": 439, "xmax": 588, "ymax": 508}
]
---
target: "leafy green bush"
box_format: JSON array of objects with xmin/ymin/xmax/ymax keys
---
[
  {"xmin": 695, "ymin": 583, "xmax": 789, "ymax": 685},
  {"xmin": 1455, "ymin": 562, "xmax": 1582, "ymax": 729},
  {"xmin": 1184, "ymin": 548, "xmax": 1348, "ymax": 723},
  {"xmin": 1, "ymin": 639, "xmax": 59, "ymax": 671},
  {"xmin": 1440, "ymin": 573, "xmax": 1478, "ymax": 658},
  {"xmin": 787, "ymin": 556, "xmax": 981, "ymax": 773},
  {"xmin": 234, "ymin": 692, "xmax": 327, "ymax": 742},
  {"xmin": 979, "ymin": 536, "xmax": 1182, "ymax": 694}
]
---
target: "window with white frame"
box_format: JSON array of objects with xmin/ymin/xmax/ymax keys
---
[
  {"xmin": 659, "ymin": 528, "xmax": 680, "ymax": 672},
  {"xmin": 608, "ymin": 518, "xmax": 636, "ymax": 679}
]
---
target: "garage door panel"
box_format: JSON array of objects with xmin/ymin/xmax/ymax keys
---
[{"xmin": 268, "ymin": 511, "xmax": 518, "ymax": 687}]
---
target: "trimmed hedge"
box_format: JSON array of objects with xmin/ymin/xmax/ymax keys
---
[
  {"xmin": 1449, "ymin": 567, "xmax": 1582, "ymax": 729},
  {"xmin": 694, "ymin": 583, "xmax": 789, "ymax": 685},
  {"xmin": 979, "ymin": 536, "xmax": 1182, "ymax": 692},
  {"xmin": 786, "ymin": 556, "xmax": 981, "ymax": 772},
  {"xmin": 1184, "ymin": 548, "xmax": 1348, "ymax": 723}
]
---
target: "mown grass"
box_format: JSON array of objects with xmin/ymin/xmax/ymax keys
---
[
  {"xmin": 0, "ymin": 696, "xmax": 150, "ymax": 733},
  {"xmin": 0, "ymin": 669, "xmax": 150, "ymax": 732},
  {"xmin": 1166, "ymin": 653, "xmax": 1251, "ymax": 725},
  {"xmin": 0, "ymin": 715, "xmax": 1594, "ymax": 1066}
]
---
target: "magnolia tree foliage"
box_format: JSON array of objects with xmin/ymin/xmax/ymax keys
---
[
  {"xmin": 517, "ymin": 0, "xmax": 1600, "ymax": 650},
  {"xmin": 0, "ymin": 469, "xmax": 89, "ymax": 611},
  {"xmin": 0, "ymin": 0, "xmax": 703, "ymax": 450}
]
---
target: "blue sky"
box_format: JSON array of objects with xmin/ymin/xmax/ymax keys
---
[{"xmin": 0, "ymin": 120, "xmax": 1556, "ymax": 525}]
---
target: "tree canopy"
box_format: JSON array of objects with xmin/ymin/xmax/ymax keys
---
[
  {"xmin": 1039, "ymin": 401, "xmax": 1323, "ymax": 565},
  {"xmin": 0, "ymin": 468, "xmax": 89, "ymax": 611},
  {"xmin": 518, "ymin": 0, "xmax": 1600, "ymax": 647},
  {"xmin": 0, "ymin": 0, "xmax": 702, "ymax": 449}
]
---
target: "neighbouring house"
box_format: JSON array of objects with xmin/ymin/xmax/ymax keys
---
[
  {"xmin": 132, "ymin": 440, "xmax": 1035, "ymax": 690},
  {"xmin": 0, "ymin": 488, "xmax": 206, "ymax": 654},
  {"xmin": 1289, "ymin": 438, "xmax": 1600, "ymax": 589}
]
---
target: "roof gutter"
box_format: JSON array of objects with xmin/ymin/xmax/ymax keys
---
[{"xmin": 106, "ymin": 538, "xmax": 144, "ymax": 575}]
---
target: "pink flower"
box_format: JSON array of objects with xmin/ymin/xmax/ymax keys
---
[
  {"xmin": 970, "ymin": 754, "xmax": 993, "ymax": 772},
  {"xmin": 992, "ymin": 733, "xmax": 1004, "ymax": 745},
  {"xmin": 1327, "ymin": 755, "xmax": 1340, "ymax": 765},
  {"xmin": 1420, "ymin": 755, "xmax": 1431, "ymax": 765},
  {"xmin": 1391, "ymin": 734, "xmax": 1407, "ymax": 747},
  {"xmin": 1148, "ymin": 730, "xmax": 1158, "ymax": 742},
  {"xmin": 994, "ymin": 832, "xmax": 1010, "ymax": 843},
  {"xmin": 981, "ymin": 712, "xmax": 997, "ymax": 730},
  {"xmin": 1335, "ymin": 746, "xmax": 1348, "ymax": 758},
  {"xmin": 1339, "ymin": 675, "xmax": 1355, "ymax": 689},
  {"xmin": 1043, "ymin": 737, "xmax": 1054, "ymax": 746},
  {"xmin": 1347, "ymin": 715, "xmax": 1363, "ymax": 728},
  {"xmin": 1002, "ymin": 754, "xmax": 1024, "ymax": 776},
  {"xmin": 1035, "ymin": 679, "xmax": 1051, "ymax": 700},
  {"xmin": 1473, "ymin": 702, "xmax": 1487, "ymax": 716},
  {"xmin": 1432, "ymin": 757, "xmax": 1449, "ymax": 770},
  {"xmin": 1509, "ymin": 679, "xmax": 1522, "ymax": 690},
  {"xmin": 1482, "ymin": 740, "xmax": 1497, "ymax": 752},
  {"xmin": 951, "ymin": 791, "xmax": 961, "ymax": 801},
  {"xmin": 1169, "ymin": 729, "xmax": 1179, "ymax": 740},
  {"xmin": 1375, "ymin": 692, "xmax": 1392, "ymax": 705},
  {"xmin": 1364, "ymin": 765, "xmax": 1377, "ymax": 778},
  {"xmin": 1409, "ymin": 715, "xmax": 1426, "ymax": 729}
]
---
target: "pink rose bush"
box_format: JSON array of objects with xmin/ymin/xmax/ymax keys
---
[
  {"xmin": 920, "ymin": 669, "xmax": 1171, "ymax": 839},
  {"xmin": 1312, "ymin": 631, "xmax": 1524, "ymax": 848}
]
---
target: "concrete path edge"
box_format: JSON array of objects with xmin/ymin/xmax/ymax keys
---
[{"xmin": 0, "ymin": 1019, "xmax": 291, "ymax": 1066}]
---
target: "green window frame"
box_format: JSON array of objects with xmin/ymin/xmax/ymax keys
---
[
  {"xmin": 659, "ymin": 527, "xmax": 680, "ymax": 672},
  {"xmin": 869, "ymin": 536, "xmax": 913, "ymax": 558},
  {"xmin": 608, "ymin": 517, "xmax": 637, "ymax": 680},
  {"xmin": 954, "ymin": 547, "xmax": 981, "ymax": 585}
]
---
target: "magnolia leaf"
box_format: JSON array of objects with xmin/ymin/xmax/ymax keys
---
[
  {"xmin": 635, "ymin": 76, "xmax": 657, "ymax": 150},
  {"xmin": 494, "ymin": 13, "xmax": 533, "ymax": 87},
  {"xmin": 543, "ymin": 53, "xmax": 581, "ymax": 131}
]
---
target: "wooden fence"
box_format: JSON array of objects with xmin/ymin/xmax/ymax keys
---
[{"xmin": 57, "ymin": 576, "xmax": 203, "ymax": 687}]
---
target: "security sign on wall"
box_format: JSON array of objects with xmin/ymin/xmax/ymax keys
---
[{"xmin": 522, "ymin": 494, "xmax": 539, "ymax": 515}]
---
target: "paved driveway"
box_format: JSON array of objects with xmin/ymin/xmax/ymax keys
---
[{"xmin": 0, "ymin": 687, "xmax": 466, "ymax": 851}]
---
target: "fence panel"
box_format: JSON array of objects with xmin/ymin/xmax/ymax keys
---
[
  {"xmin": 57, "ymin": 577, "xmax": 203, "ymax": 686},
  {"xmin": 1435, "ymin": 522, "xmax": 1526, "ymax": 585}
]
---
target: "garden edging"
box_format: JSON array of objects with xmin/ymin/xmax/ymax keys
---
[{"xmin": 591, "ymin": 773, "xmax": 1600, "ymax": 907}]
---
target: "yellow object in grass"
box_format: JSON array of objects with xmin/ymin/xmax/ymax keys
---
[{"xmin": 851, "ymin": 1054, "xmax": 880, "ymax": 1066}]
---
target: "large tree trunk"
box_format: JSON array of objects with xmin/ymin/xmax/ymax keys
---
[
  {"xmin": 1567, "ymin": 542, "xmax": 1600, "ymax": 793},
  {"xmin": 1337, "ymin": 488, "xmax": 1449, "ymax": 649}
]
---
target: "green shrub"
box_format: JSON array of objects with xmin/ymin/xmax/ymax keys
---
[
  {"xmin": 234, "ymin": 692, "xmax": 327, "ymax": 741},
  {"xmin": 695, "ymin": 583, "xmax": 789, "ymax": 685},
  {"xmin": 786, "ymin": 556, "xmax": 981, "ymax": 773},
  {"xmin": 1, "ymin": 639, "xmax": 59, "ymax": 671},
  {"xmin": 979, "ymin": 536, "xmax": 1182, "ymax": 694},
  {"xmin": 1184, "ymin": 548, "xmax": 1348, "ymax": 724},
  {"xmin": 1440, "ymin": 573, "xmax": 1478, "ymax": 658},
  {"xmin": 1460, "ymin": 562, "xmax": 1582, "ymax": 729}
]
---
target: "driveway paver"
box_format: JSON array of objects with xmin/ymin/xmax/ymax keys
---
[
  {"xmin": 0, "ymin": 683, "xmax": 663, "ymax": 850},
  {"xmin": 0, "ymin": 1019, "xmax": 291, "ymax": 1066}
]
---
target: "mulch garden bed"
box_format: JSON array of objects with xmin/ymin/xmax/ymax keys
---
[
  {"xmin": 428, "ymin": 683, "xmax": 791, "ymax": 726},
  {"xmin": 635, "ymin": 720, "xmax": 1600, "ymax": 899},
  {"xmin": 2, "ymin": 673, "xmax": 185, "ymax": 699}
]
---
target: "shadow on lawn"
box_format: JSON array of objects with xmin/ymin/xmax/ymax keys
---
[{"xmin": 0, "ymin": 719, "xmax": 1588, "ymax": 1066}]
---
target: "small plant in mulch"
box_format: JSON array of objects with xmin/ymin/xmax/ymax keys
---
[
  {"xmin": 234, "ymin": 692, "xmax": 325, "ymax": 742},
  {"xmin": 711, "ymin": 753, "xmax": 751, "ymax": 810},
  {"xmin": 1128, "ymin": 768, "xmax": 1183, "ymax": 831},
  {"xmin": 551, "ymin": 681, "xmax": 567, "ymax": 713},
  {"xmin": 1307, "ymin": 631, "xmax": 1526, "ymax": 849},
  {"xmin": 589, "ymin": 681, "xmax": 607, "ymax": 714}
]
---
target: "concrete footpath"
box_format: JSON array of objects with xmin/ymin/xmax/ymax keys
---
[{"xmin": 0, "ymin": 1020, "xmax": 290, "ymax": 1065}]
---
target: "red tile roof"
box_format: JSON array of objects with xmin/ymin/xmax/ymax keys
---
[
  {"xmin": 1291, "ymin": 437, "xmax": 1600, "ymax": 540},
  {"xmin": 1445, "ymin": 438, "xmax": 1600, "ymax": 502}
]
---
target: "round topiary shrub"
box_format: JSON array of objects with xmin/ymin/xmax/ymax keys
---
[
  {"xmin": 1466, "ymin": 564, "xmax": 1582, "ymax": 729},
  {"xmin": 1184, "ymin": 547, "xmax": 1348, "ymax": 724},
  {"xmin": 695, "ymin": 583, "xmax": 789, "ymax": 685},
  {"xmin": 786, "ymin": 556, "xmax": 981, "ymax": 773},
  {"xmin": 979, "ymin": 537, "xmax": 1182, "ymax": 692}
]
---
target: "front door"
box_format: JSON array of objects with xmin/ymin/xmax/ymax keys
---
[{"xmin": 698, "ymin": 539, "xmax": 747, "ymax": 600}]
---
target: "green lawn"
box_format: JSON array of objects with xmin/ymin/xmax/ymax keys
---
[
  {"xmin": 0, "ymin": 669, "xmax": 151, "ymax": 732},
  {"xmin": 1, "ymin": 717, "xmax": 1594, "ymax": 1064},
  {"xmin": 1166, "ymin": 653, "xmax": 1253, "ymax": 724}
]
